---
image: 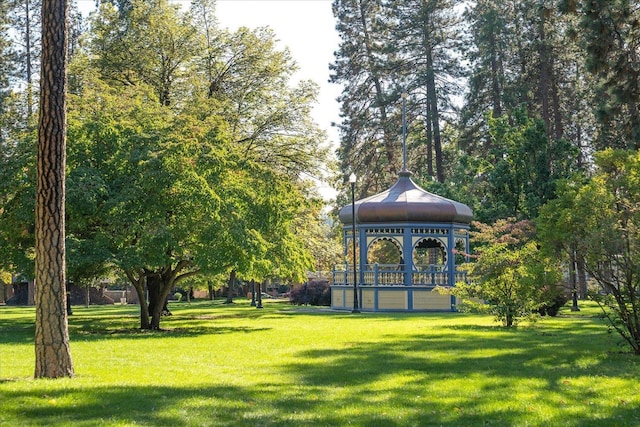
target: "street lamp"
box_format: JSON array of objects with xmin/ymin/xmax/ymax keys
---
[
  {"xmin": 571, "ymin": 260, "xmax": 580, "ymax": 312},
  {"xmin": 256, "ymin": 280, "xmax": 263, "ymax": 309},
  {"xmin": 349, "ymin": 172, "xmax": 360, "ymax": 313}
]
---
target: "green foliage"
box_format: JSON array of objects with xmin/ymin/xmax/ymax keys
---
[
  {"xmin": 539, "ymin": 149, "xmax": 640, "ymax": 354},
  {"xmin": 456, "ymin": 219, "xmax": 563, "ymax": 327},
  {"xmin": 482, "ymin": 110, "xmax": 577, "ymax": 221},
  {"xmin": 570, "ymin": 0, "xmax": 640, "ymax": 149},
  {"xmin": 90, "ymin": 0, "xmax": 198, "ymax": 106}
]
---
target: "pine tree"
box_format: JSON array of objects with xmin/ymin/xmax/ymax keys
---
[
  {"xmin": 568, "ymin": 0, "xmax": 640, "ymax": 150},
  {"xmin": 387, "ymin": 0, "xmax": 462, "ymax": 183},
  {"xmin": 34, "ymin": 0, "xmax": 74, "ymax": 379},
  {"xmin": 330, "ymin": 0, "xmax": 401, "ymax": 195}
]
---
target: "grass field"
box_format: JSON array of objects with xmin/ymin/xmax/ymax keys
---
[{"xmin": 1, "ymin": 299, "xmax": 639, "ymax": 426}]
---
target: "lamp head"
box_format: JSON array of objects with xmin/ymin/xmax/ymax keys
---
[{"xmin": 349, "ymin": 173, "xmax": 357, "ymax": 184}]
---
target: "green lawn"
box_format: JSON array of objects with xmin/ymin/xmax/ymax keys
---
[{"xmin": 1, "ymin": 299, "xmax": 639, "ymax": 426}]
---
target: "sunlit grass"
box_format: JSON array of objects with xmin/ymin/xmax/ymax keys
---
[{"xmin": 1, "ymin": 299, "xmax": 639, "ymax": 426}]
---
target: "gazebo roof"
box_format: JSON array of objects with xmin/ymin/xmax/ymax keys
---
[{"xmin": 339, "ymin": 171, "xmax": 473, "ymax": 225}]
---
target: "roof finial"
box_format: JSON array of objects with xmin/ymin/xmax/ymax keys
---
[{"xmin": 401, "ymin": 92, "xmax": 408, "ymax": 172}]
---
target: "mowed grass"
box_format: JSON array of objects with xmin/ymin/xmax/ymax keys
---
[{"xmin": 1, "ymin": 300, "xmax": 639, "ymax": 426}]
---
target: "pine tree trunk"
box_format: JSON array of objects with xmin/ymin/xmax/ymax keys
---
[
  {"xmin": 34, "ymin": 0, "xmax": 73, "ymax": 379},
  {"xmin": 425, "ymin": 46, "xmax": 444, "ymax": 183}
]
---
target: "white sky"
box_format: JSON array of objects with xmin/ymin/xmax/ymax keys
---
[
  {"xmin": 216, "ymin": 0, "xmax": 341, "ymax": 139},
  {"xmin": 77, "ymin": 0, "xmax": 341, "ymax": 200}
]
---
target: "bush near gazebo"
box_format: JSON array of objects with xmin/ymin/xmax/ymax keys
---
[{"xmin": 454, "ymin": 219, "xmax": 564, "ymax": 327}]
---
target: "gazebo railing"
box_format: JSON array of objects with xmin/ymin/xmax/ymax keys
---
[{"xmin": 332, "ymin": 264, "xmax": 467, "ymax": 287}]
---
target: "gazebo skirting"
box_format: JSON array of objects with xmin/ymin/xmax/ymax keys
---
[{"xmin": 331, "ymin": 264, "xmax": 468, "ymax": 312}]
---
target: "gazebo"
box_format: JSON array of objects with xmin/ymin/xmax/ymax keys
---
[{"xmin": 331, "ymin": 170, "xmax": 473, "ymax": 312}]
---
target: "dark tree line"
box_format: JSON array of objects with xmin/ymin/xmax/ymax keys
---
[{"xmin": 331, "ymin": 0, "xmax": 640, "ymax": 219}]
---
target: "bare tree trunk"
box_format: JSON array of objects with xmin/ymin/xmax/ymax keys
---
[
  {"xmin": 34, "ymin": 0, "xmax": 73, "ymax": 379},
  {"xmin": 425, "ymin": 45, "xmax": 444, "ymax": 183}
]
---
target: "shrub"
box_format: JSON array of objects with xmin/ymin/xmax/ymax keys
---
[{"xmin": 289, "ymin": 280, "xmax": 331, "ymax": 306}]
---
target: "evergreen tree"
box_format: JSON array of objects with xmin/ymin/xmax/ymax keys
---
[
  {"xmin": 34, "ymin": 0, "xmax": 74, "ymax": 379},
  {"xmin": 331, "ymin": 0, "xmax": 401, "ymax": 195},
  {"xmin": 7, "ymin": 0, "xmax": 42, "ymax": 117},
  {"xmin": 0, "ymin": 2, "xmax": 15, "ymax": 125},
  {"xmin": 563, "ymin": 0, "xmax": 640, "ymax": 150},
  {"xmin": 387, "ymin": 0, "xmax": 462, "ymax": 183}
]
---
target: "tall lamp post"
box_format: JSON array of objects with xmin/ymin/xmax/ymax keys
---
[
  {"xmin": 349, "ymin": 173, "xmax": 360, "ymax": 313},
  {"xmin": 571, "ymin": 259, "xmax": 580, "ymax": 312}
]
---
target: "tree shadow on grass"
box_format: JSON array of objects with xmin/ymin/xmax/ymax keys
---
[{"xmin": 280, "ymin": 323, "xmax": 639, "ymax": 426}]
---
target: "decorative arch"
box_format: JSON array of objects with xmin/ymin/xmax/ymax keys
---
[
  {"xmin": 367, "ymin": 237, "xmax": 403, "ymax": 265},
  {"xmin": 413, "ymin": 237, "xmax": 447, "ymax": 270}
]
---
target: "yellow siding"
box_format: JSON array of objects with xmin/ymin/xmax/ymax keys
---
[
  {"xmin": 413, "ymin": 291, "xmax": 451, "ymax": 310},
  {"xmin": 344, "ymin": 290, "xmax": 354, "ymax": 308},
  {"xmin": 332, "ymin": 289, "xmax": 344, "ymax": 308},
  {"xmin": 361, "ymin": 289, "xmax": 375, "ymax": 310},
  {"xmin": 378, "ymin": 290, "xmax": 408, "ymax": 309}
]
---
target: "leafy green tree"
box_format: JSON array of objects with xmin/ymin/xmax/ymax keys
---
[
  {"xmin": 90, "ymin": 0, "xmax": 198, "ymax": 106},
  {"xmin": 196, "ymin": 25, "xmax": 328, "ymax": 178},
  {"xmin": 478, "ymin": 109, "xmax": 576, "ymax": 222},
  {"xmin": 537, "ymin": 177, "xmax": 589, "ymax": 299},
  {"xmin": 67, "ymin": 75, "xmax": 224, "ymax": 329},
  {"xmin": 539, "ymin": 149, "xmax": 640, "ymax": 354},
  {"xmin": 455, "ymin": 219, "xmax": 563, "ymax": 327}
]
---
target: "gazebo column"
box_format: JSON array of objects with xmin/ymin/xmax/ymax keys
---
[
  {"xmin": 402, "ymin": 226, "xmax": 413, "ymax": 310},
  {"xmin": 447, "ymin": 227, "xmax": 456, "ymax": 287},
  {"xmin": 447, "ymin": 227, "xmax": 456, "ymax": 310},
  {"xmin": 403, "ymin": 226, "xmax": 412, "ymax": 286}
]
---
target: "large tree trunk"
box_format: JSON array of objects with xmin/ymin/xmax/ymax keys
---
[
  {"xmin": 147, "ymin": 269, "xmax": 178, "ymax": 330},
  {"xmin": 576, "ymin": 251, "xmax": 588, "ymax": 300},
  {"xmin": 147, "ymin": 274, "xmax": 164, "ymax": 330},
  {"xmin": 34, "ymin": 0, "xmax": 73, "ymax": 379},
  {"xmin": 425, "ymin": 45, "xmax": 444, "ymax": 183},
  {"xmin": 126, "ymin": 269, "xmax": 150, "ymax": 329},
  {"xmin": 225, "ymin": 270, "xmax": 236, "ymax": 304}
]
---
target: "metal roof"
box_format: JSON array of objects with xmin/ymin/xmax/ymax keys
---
[{"xmin": 339, "ymin": 171, "xmax": 473, "ymax": 225}]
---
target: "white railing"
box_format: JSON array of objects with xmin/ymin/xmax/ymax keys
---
[{"xmin": 332, "ymin": 264, "xmax": 467, "ymax": 287}]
